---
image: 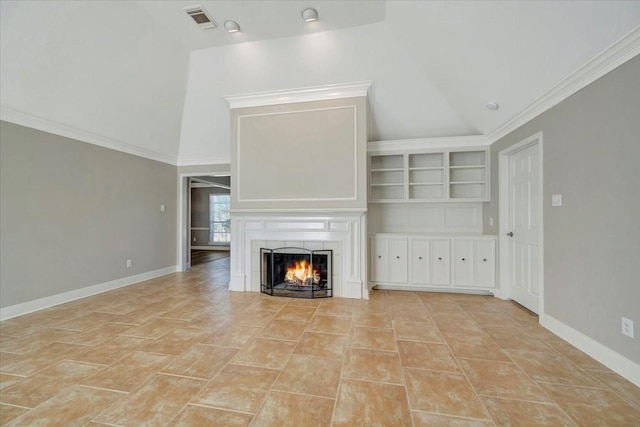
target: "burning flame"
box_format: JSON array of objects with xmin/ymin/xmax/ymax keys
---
[{"xmin": 284, "ymin": 259, "xmax": 320, "ymax": 285}]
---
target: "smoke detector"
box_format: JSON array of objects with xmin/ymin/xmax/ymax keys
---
[{"xmin": 183, "ymin": 5, "xmax": 216, "ymax": 29}]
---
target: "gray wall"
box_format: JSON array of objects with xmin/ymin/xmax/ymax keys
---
[
  {"xmin": 484, "ymin": 56, "xmax": 640, "ymax": 363},
  {"xmin": 191, "ymin": 186, "xmax": 230, "ymax": 247},
  {"xmin": 0, "ymin": 121, "xmax": 177, "ymax": 308},
  {"xmin": 231, "ymin": 97, "xmax": 368, "ymax": 211}
]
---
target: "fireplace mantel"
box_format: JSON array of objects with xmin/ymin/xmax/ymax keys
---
[
  {"xmin": 229, "ymin": 210, "xmax": 368, "ymax": 299},
  {"xmin": 227, "ymin": 83, "xmax": 371, "ymax": 298}
]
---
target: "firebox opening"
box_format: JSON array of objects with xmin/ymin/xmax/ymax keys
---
[{"xmin": 261, "ymin": 247, "xmax": 332, "ymax": 299}]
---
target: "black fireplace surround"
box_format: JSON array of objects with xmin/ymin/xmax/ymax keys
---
[{"xmin": 260, "ymin": 247, "xmax": 332, "ymax": 299}]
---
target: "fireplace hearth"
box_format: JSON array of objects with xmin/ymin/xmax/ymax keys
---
[{"xmin": 261, "ymin": 247, "xmax": 332, "ymax": 298}]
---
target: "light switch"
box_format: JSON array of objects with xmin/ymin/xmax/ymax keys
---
[
  {"xmin": 160, "ymin": 204, "xmax": 166, "ymax": 212},
  {"xmin": 552, "ymin": 194, "xmax": 562, "ymax": 207}
]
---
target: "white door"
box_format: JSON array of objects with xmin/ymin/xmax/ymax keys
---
[{"xmin": 507, "ymin": 143, "xmax": 541, "ymax": 313}]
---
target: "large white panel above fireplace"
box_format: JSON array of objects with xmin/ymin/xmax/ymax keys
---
[
  {"xmin": 237, "ymin": 106, "xmax": 357, "ymax": 202},
  {"xmin": 230, "ymin": 96, "xmax": 368, "ymax": 211}
]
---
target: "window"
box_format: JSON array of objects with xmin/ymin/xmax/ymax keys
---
[{"xmin": 209, "ymin": 194, "xmax": 231, "ymax": 243}]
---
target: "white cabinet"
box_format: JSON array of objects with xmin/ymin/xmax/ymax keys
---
[
  {"xmin": 410, "ymin": 239, "xmax": 429, "ymax": 284},
  {"xmin": 451, "ymin": 238, "xmax": 496, "ymax": 288},
  {"xmin": 370, "ymin": 234, "xmax": 496, "ymax": 291},
  {"xmin": 430, "ymin": 239, "xmax": 451, "ymax": 285},
  {"xmin": 452, "ymin": 239, "xmax": 474, "ymax": 286},
  {"xmin": 474, "ymin": 239, "xmax": 496, "ymax": 287},
  {"xmin": 370, "ymin": 237, "xmax": 389, "ymax": 282},
  {"xmin": 370, "ymin": 237, "xmax": 408, "ymax": 284}
]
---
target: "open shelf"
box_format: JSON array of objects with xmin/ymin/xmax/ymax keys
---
[{"xmin": 369, "ymin": 149, "xmax": 488, "ymax": 202}]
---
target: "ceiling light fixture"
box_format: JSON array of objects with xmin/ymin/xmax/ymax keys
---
[
  {"xmin": 224, "ymin": 20, "xmax": 240, "ymax": 33},
  {"xmin": 486, "ymin": 101, "xmax": 499, "ymax": 111},
  {"xmin": 302, "ymin": 8, "xmax": 318, "ymax": 22}
]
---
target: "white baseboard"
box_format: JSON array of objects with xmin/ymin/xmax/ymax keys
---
[
  {"xmin": 541, "ymin": 314, "xmax": 640, "ymax": 388},
  {"xmin": 0, "ymin": 266, "xmax": 178, "ymax": 321}
]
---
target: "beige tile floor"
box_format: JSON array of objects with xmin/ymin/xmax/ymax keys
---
[{"xmin": 1, "ymin": 256, "xmax": 639, "ymax": 426}]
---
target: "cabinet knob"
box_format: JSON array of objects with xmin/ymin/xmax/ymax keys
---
[
  {"xmin": 396, "ymin": 256, "xmax": 400, "ymax": 259},
  {"xmin": 483, "ymin": 258, "xmax": 487, "ymax": 262},
  {"xmin": 438, "ymin": 257, "xmax": 442, "ymax": 261},
  {"xmin": 418, "ymin": 256, "xmax": 422, "ymax": 260},
  {"xmin": 378, "ymin": 255, "xmax": 382, "ymax": 258},
  {"xmin": 462, "ymin": 258, "xmax": 466, "ymax": 261}
]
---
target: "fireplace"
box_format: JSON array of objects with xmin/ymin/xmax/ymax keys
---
[{"xmin": 261, "ymin": 247, "xmax": 332, "ymax": 298}]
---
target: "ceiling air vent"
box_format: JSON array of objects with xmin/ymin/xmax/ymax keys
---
[{"xmin": 183, "ymin": 5, "xmax": 216, "ymax": 30}]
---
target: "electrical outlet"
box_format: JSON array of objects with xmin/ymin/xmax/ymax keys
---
[
  {"xmin": 160, "ymin": 204, "xmax": 166, "ymax": 212},
  {"xmin": 552, "ymin": 194, "xmax": 562, "ymax": 207},
  {"xmin": 622, "ymin": 317, "xmax": 634, "ymax": 338},
  {"xmin": 126, "ymin": 259, "xmax": 133, "ymax": 268},
  {"xmin": 193, "ymin": 237, "xmax": 197, "ymax": 242}
]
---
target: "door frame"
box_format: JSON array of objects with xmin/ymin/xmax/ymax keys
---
[
  {"xmin": 498, "ymin": 132, "xmax": 544, "ymax": 320},
  {"xmin": 177, "ymin": 171, "xmax": 231, "ymax": 272}
]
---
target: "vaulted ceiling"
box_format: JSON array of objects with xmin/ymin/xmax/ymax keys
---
[{"xmin": 1, "ymin": 1, "xmax": 639, "ymax": 165}]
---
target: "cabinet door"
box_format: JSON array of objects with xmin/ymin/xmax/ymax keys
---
[
  {"xmin": 388, "ymin": 238, "xmax": 408, "ymax": 283},
  {"xmin": 410, "ymin": 238, "xmax": 429, "ymax": 284},
  {"xmin": 429, "ymin": 239, "xmax": 450, "ymax": 285},
  {"xmin": 370, "ymin": 238, "xmax": 389, "ymax": 282},
  {"xmin": 452, "ymin": 239, "xmax": 474, "ymax": 286},
  {"xmin": 475, "ymin": 239, "xmax": 496, "ymax": 287}
]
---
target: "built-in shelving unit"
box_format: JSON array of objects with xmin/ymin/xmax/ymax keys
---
[
  {"xmin": 370, "ymin": 154, "xmax": 404, "ymax": 200},
  {"xmin": 449, "ymin": 150, "xmax": 487, "ymax": 200},
  {"xmin": 368, "ymin": 145, "xmax": 489, "ymax": 202},
  {"xmin": 367, "ymin": 137, "xmax": 497, "ymax": 294},
  {"xmin": 408, "ymin": 152, "xmax": 445, "ymax": 200}
]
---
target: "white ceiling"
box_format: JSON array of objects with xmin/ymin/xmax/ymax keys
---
[{"xmin": 1, "ymin": 1, "xmax": 639, "ymax": 165}]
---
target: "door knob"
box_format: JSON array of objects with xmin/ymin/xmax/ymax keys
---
[{"xmin": 507, "ymin": 232, "xmax": 514, "ymax": 237}]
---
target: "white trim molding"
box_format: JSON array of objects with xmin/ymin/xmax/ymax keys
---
[
  {"xmin": 225, "ymin": 81, "xmax": 373, "ymax": 109},
  {"xmin": 0, "ymin": 266, "xmax": 178, "ymax": 321},
  {"xmin": 0, "ymin": 106, "xmax": 177, "ymax": 165},
  {"xmin": 368, "ymin": 135, "xmax": 490, "ymax": 152},
  {"xmin": 177, "ymin": 155, "xmax": 231, "ymax": 166},
  {"xmin": 542, "ymin": 314, "xmax": 640, "ymax": 388},
  {"xmin": 489, "ymin": 26, "xmax": 640, "ymax": 143}
]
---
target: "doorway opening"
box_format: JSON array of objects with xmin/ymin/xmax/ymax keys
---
[{"xmin": 178, "ymin": 172, "xmax": 231, "ymax": 271}]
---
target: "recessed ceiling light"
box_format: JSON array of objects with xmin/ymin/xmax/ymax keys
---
[
  {"xmin": 302, "ymin": 8, "xmax": 318, "ymax": 22},
  {"xmin": 224, "ymin": 20, "xmax": 240, "ymax": 33},
  {"xmin": 486, "ymin": 102, "xmax": 499, "ymax": 111}
]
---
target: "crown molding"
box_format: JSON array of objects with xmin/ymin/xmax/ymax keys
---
[
  {"xmin": 225, "ymin": 81, "xmax": 374, "ymax": 109},
  {"xmin": 0, "ymin": 106, "xmax": 177, "ymax": 165},
  {"xmin": 368, "ymin": 135, "xmax": 490, "ymax": 152},
  {"xmin": 488, "ymin": 26, "xmax": 640, "ymax": 144},
  {"xmin": 176, "ymin": 155, "xmax": 231, "ymax": 166}
]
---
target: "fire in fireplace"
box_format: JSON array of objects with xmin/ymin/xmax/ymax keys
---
[{"xmin": 261, "ymin": 247, "xmax": 332, "ymax": 298}]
